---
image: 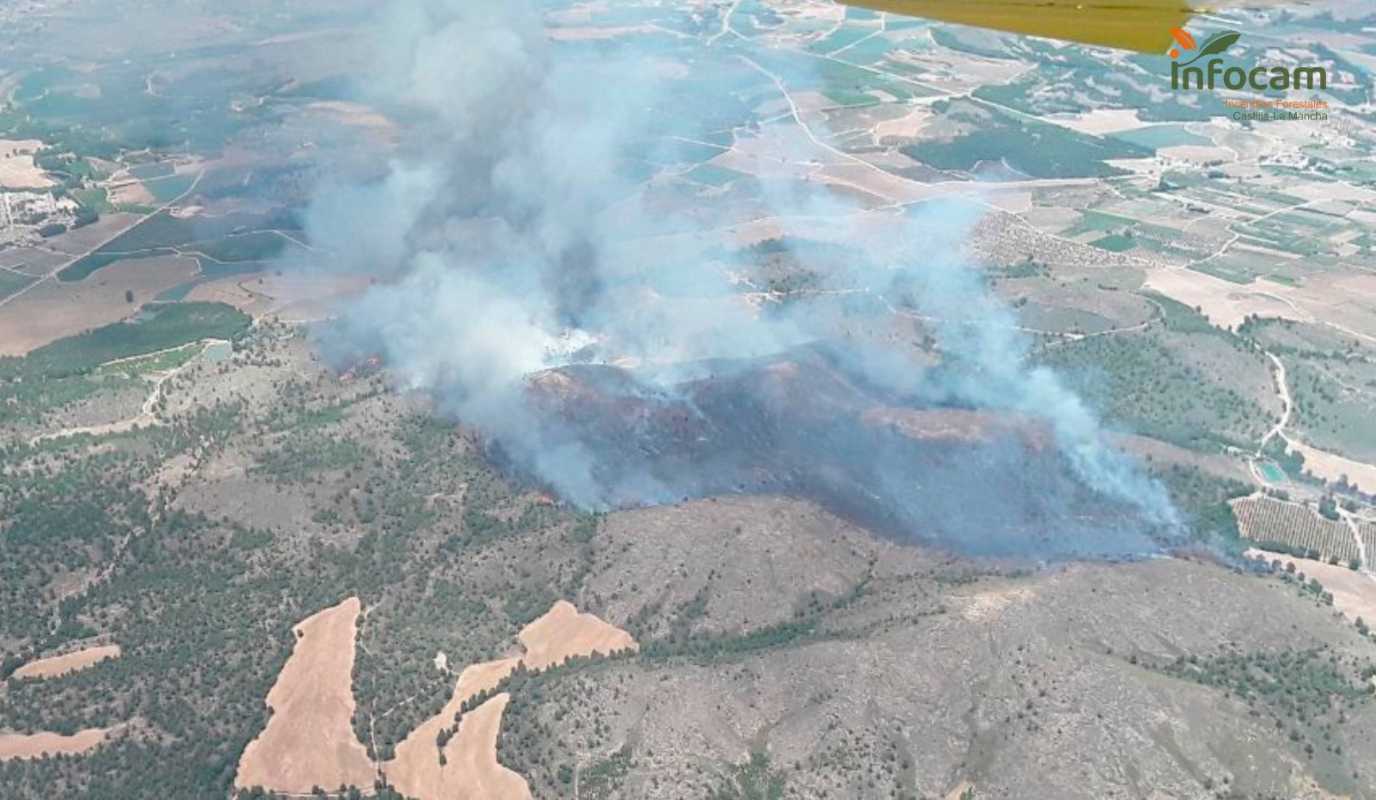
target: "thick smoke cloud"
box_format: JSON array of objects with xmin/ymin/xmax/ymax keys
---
[{"xmin": 304, "ymin": 0, "xmax": 1181, "ymax": 555}]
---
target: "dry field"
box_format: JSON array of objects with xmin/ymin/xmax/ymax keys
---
[
  {"xmin": 813, "ymin": 162, "xmax": 935, "ymax": 206},
  {"xmin": 1286, "ymin": 437, "xmax": 1376, "ymax": 496},
  {"xmin": 234, "ymin": 597, "xmax": 377, "ymax": 794},
  {"xmin": 0, "ymin": 246, "xmax": 69, "ymax": 276},
  {"xmin": 108, "ymin": 180, "xmax": 156, "ymax": 206},
  {"xmin": 12, "ymin": 644, "xmax": 121, "ymax": 680},
  {"xmin": 434, "ymin": 696, "xmax": 527, "ymax": 797},
  {"xmin": 0, "ymin": 727, "xmax": 114, "ymax": 761},
  {"xmin": 306, "ymin": 101, "xmax": 394, "ymax": 130},
  {"xmin": 40, "ymin": 213, "xmax": 143, "ymax": 256},
  {"xmin": 387, "ymin": 658, "xmax": 524, "ymax": 800},
  {"xmin": 0, "ymin": 139, "xmax": 55, "ymax": 189},
  {"xmin": 1246, "ymin": 549, "xmax": 1376, "ymax": 624},
  {"xmin": 0, "ymin": 254, "xmax": 200, "ymax": 356},
  {"xmin": 1044, "ymin": 109, "xmax": 1144, "ymax": 135},
  {"xmin": 389, "ymin": 601, "xmax": 637, "ymax": 800},
  {"xmin": 185, "ymin": 272, "xmax": 374, "ymax": 323},
  {"xmin": 238, "ymin": 599, "xmax": 637, "ymax": 800},
  {"xmin": 1159, "ymin": 144, "xmax": 1237, "ymax": 164},
  {"xmin": 1144, "ymin": 267, "xmax": 1376, "ymax": 345},
  {"xmin": 547, "ymin": 24, "xmax": 658, "ymax": 41},
  {"xmin": 1143, "ymin": 267, "xmax": 1306, "ymax": 330},
  {"xmin": 518, "ymin": 599, "xmax": 638, "ymax": 669}
]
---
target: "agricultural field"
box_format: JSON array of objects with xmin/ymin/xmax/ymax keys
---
[
  {"xmin": 11, "ymin": 646, "xmax": 120, "ymax": 681},
  {"xmin": 1234, "ymin": 496, "xmax": 1360, "ymax": 566},
  {"xmin": 0, "ymin": 270, "xmax": 34, "ymax": 301},
  {"xmin": 234, "ymin": 598, "xmax": 375, "ymax": 794},
  {"xmin": 900, "ymin": 99, "xmax": 1152, "ymax": 179}
]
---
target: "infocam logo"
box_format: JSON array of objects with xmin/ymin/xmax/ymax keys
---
[{"xmin": 1167, "ymin": 28, "xmax": 1327, "ymax": 91}]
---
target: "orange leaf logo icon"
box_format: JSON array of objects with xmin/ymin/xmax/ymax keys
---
[{"xmin": 1170, "ymin": 28, "xmax": 1196, "ymax": 51}]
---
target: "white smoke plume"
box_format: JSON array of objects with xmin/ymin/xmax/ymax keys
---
[{"xmin": 303, "ymin": 0, "xmax": 1182, "ymax": 554}]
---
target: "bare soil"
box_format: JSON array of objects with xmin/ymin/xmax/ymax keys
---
[
  {"xmin": 12, "ymin": 645, "xmax": 121, "ymax": 680},
  {"xmin": 233, "ymin": 597, "xmax": 377, "ymax": 794},
  {"xmin": 0, "ymin": 728, "xmax": 113, "ymax": 761}
]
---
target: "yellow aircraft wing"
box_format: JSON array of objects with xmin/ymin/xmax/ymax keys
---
[{"xmin": 839, "ymin": 0, "xmax": 1198, "ymax": 53}]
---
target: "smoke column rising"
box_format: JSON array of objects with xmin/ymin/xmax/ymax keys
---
[{"xmin": 303, "ymin": 0, "xmax": 1182, "ymax": 554}]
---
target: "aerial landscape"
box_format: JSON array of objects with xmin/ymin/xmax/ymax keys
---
[{"xmin": 2, "ymin": 1, "xmax": 1376, "ymax": 798}]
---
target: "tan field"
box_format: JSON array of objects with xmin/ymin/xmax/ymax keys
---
[
  {"xmin": 548, "ymin": 24, "xmax": 658, "ymax": 41},
  {"xmin": 0, "ymin": 727, "xmax": 114, "ymax": 761},
  {"xmin": 1159, "ymin": 144, "xmax": 1237, "ymax": 164},
  {"xmin": 1246, "ymin": 549, "xmax": 1376, "ymax": 624},
  {"xmin": 0, "ymin": 254, "xmax": 200, "ymax": 356},
  {"xmin": 183, "ymin": 277, "xmax": 276, "ymax": 316},
  {"xmin": 307, "ymin": 101, "xmax": 396, "ymax": 131},
  {"xmin": 0, "ymin": 139, "xmax": 55, "ymax": 189},
  {"xmin": 108, "ymin": 180, "xmax": 156, "ymax": 206},
  {"xmin": 1143, "ymin": 267, "xmax": 1305, "ymax": 330},
  {"xmin": 387, "ymin": 601, "xmax": 637, "ymax": 800},
  {"xmin": 234, "ymin": 597, "xmax": 377, "ymax": 794},
  {"xmin": 519, "ymin": 599, "xmax": 638, "ymax": 668},
  {"xmin": 387, "ymin": 658, "xmax": 525, "ymax": 800},
  {"xmin": 240, "ymin": 598, "xmax": 637, "ymax": 799},
  {"xmin": 435, "ymin": 695, "xmax": 528, "ymax": 798},
  {"xmin": 1144, "ymin": 266, "xmax": 1376, "ymax": 344},
  {"xmin": 1045, "ymin": 109, "xmax": 1144, "ymax": 135},
  {"xmin": 186, "ymin": 272, "xmax": 375, "ymax": 323},
  {"xmin": 41, "ymin": 212, "xmax": 144, "ymax": 256},
  {"xmin": 13, "ymin": 644, "xmax": 121, "ymax": 679},
  {"xmin": 1285, "ymin": 438, "xmax": 1376, "ymax": 495}
]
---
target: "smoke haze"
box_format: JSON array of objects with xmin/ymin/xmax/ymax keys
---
[{"xmin": 304, "ymin": 0, "xmax": 1182, "ymax": 556}]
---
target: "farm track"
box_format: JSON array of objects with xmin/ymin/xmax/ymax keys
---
[{"xmin": 27, "ymin": 339, "xmax": 224, "ymax": 446}]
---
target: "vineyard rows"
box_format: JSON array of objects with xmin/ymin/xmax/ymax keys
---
[{"xmin": 1234, "ymin": 497, "xmax": 1359, "ymax": 564}]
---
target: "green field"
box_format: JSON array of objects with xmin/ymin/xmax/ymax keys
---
[
  {"xmin": 96, "ymin": 341, "xmax": 205, "ymax": 378},
  {"xmin": 1091, "ymin": 234, "xmax": 1137, "ymax": 252},
  {"xmin": 129, "ymin": 163, "xmax": 175, "ymax": 180},
  {"xmin": 59, "ymin": 208, "xmax": 300, "ymax": 281},
  {"xmin": 6, "ymin": 302, "xmax": 251, "ymax": 381},
  {"xmin": 1065, "ymin": 210, "xmax": 1136, "ymax": 235},
  {"xmin": 71, "ymin": 187, "xmax": 113, "ymax": 214},
  {"xmin": 185, "ymin": 231, "xmax": 292, "ymax": 263},
  {"xmin": 0, "ymin": 302, "xmax": 247, "ymax": 427},
  {"xmin": 1110, "ymin": 125, "xmax": 1212, "ymax": 151},
  {"xmin": 143, "ymin": 174, "xmax": 197, "ymax": 203},
  {"xmin": 0, "ymin": 270, "xmax": 36, "ymax": 300},
  {"xmin": 901, "ymin": 99, "xmax": 1151, "ymax": 179},
  {"xmin": 1191, "ymin": 260, "xmax": 1260, "ymax": 285}
]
